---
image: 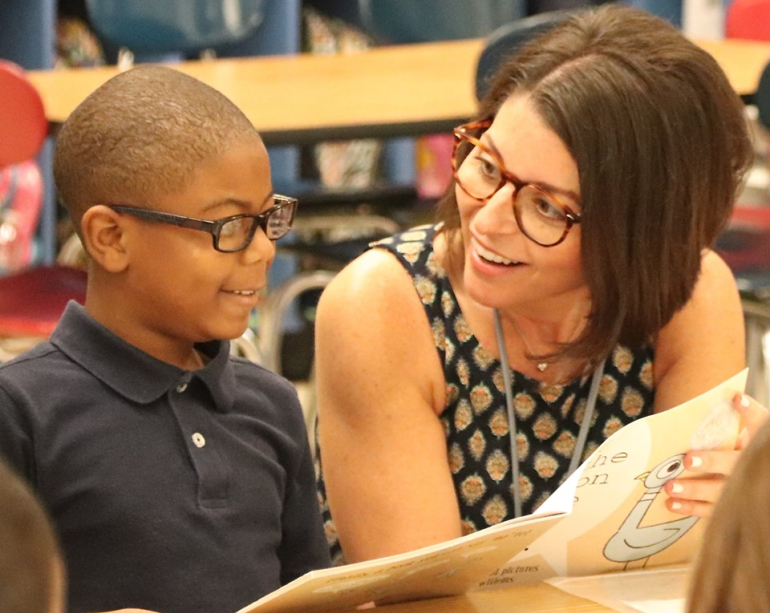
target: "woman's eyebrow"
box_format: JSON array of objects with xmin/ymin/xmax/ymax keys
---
[{"xmin": 483, "ymin": 132, "xmax": 581, "ymax": 204}]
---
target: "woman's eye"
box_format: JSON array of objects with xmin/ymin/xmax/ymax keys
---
[
  {"xmin": 474, "ymin": 153, "xmax": 500, "ymax": 180},
  {"xmin": 534, "ymin": 197, "xmax": 563, "ymax": 219}
]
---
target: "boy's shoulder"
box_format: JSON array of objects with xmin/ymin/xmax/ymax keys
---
[
  {"xmin": 229, "ymin": 353, "xmax": 291, "ymax": 382},
  {"xmin": 227, "ymin": 354, "xmax": 302, "ymax": 403},
  {"xmin": 0, "ymin": 341, "xmax": 63, "ymax": 378}
]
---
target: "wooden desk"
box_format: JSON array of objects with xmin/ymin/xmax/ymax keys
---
[
  {"xmin": 27, "ymin": 39, "xmax": 484, "ymax": 146},
  {"xmin": 324, "ymin": 583, "xmax": 613, "ymax": 613},
  {"xmin": 696, "ymin": 37, "xmax": 770, "ymax": 99},
  {"xmin": 27, "ymin": 36, "xmax": 770, "ymax": 146}
]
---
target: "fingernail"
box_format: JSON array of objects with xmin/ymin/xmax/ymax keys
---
[
  {"xmin": 740, "ymin": 394, "xmax": 751, "ymax": 409},
  {"xmin": 690, "ymin": 455, "xmax": 703, "ymax": 469},
  {"xmin": 671, "ymin": 501, "xmax": 682, "ymax": 511},
  {"xmin": 671, "ymin": 483, "xmax": 684, "ymax": 494}
]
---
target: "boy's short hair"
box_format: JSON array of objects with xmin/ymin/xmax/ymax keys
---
[
  {"xmin": 0, "ymin": 460, "xmax": 63, "ymax": 613},
  {"xmin": 53, "ymin": 65, "xmax": 262, "ymax": 237}
]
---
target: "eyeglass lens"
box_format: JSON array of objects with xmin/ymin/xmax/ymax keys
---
[
  {"xmin": 454, "ymin": 138, "xmax": 570, "ymax": 247},
  {"xmin": 217, "ymin": 199, "xmax": 295, "ymax": 251}
]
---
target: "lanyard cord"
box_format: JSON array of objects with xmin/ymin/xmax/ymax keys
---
[{"xmin": 493, "ymin": 309, "xmax": 605, "ymax": 518}]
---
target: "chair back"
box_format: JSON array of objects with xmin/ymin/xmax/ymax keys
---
[
  {"xmin": 726, "ymin": 0, "xmax": 770, "ymax": 41},
  {"xmin": 84, "ymin": 0, "xmax": 267, "ymax": 54},
  {"xmin": 755, "ymin": 59, "xmax": 770, "ymax": 131},
  {"xmin": 475, "ymin": 10, "xmax": 577, "ymax": 101},
  {"xmin": 356, "ymin": 0, "xmax": 525, "ymax": 44},
  {"xmin": 0, "ymin": 266, "xmax": 87, "ymax": 338},
  {"xmin": 0, "ymin": 60, "xmax": 47, "ymax": 168}
]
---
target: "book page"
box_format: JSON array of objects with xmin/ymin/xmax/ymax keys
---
[
  {"xmin": 479, "ymin": 369, "xmax": 747, "ymax": 587},
  {"xmin": 239, "ymin": 510, "xmax": 563, "ymax": 613}
]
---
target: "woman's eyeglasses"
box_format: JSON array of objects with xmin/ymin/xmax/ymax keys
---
[
  {"xmin": 452, "ymin": 120, "xmax": 580, "ymax": 247},
  {"xmin": 109, "ymin": 194, "xmax": 297, "ymax": 253}
]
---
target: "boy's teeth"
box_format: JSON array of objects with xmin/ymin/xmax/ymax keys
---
[
  {"xmin": 232, "ymin": 290, "xmax": 255, "ymax": 296},
  {"xmin": 476, "ymin": 244, "xmax": 515, "ymax": 265}
]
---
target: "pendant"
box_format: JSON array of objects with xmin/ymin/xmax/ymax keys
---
[{"xmin": 537, "ymin": 362, "xmax": 548, "ymax": 372}]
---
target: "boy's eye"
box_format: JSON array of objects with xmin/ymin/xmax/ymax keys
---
[{"xmin": 220, "ymin": 218, "xmax": 247, "ymax": 238}]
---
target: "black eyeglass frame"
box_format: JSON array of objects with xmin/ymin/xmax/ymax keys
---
[
  {"xmin": 109, "ymin": 194, "xmax": 297, "ymax": 253},
  {"xmin": 452, "ymin": 119, "xmax": 581, "ymax": 247}
]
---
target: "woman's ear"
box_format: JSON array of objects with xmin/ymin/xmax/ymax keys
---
[{"xmin": 80, "ymin": 205, "xmax": 130, "ymax": 273}]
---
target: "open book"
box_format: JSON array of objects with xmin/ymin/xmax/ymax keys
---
[{"xmin": 239, "ymin": 370, "xmax": 747, "ymax": 613}]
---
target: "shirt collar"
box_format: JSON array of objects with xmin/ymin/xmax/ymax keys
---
[{"xmin": 50, "ymin": 302, "xmax": 236, "ymax": 410}]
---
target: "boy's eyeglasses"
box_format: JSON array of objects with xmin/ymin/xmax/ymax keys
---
[
  {"xmin": 109, "ymin": 194, "xmax": 297, "ymax": 253},
  {"xmin": 452, "ymin": 120, "xmax": 581, "ymax": 247}
]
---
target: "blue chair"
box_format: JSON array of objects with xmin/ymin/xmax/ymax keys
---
[
  {"xmin": 306, "ymin": 0, "xmax": 526, "ymax": 44},
  {"xmin": 475, "ymin": 9, "xmax": 577, "ymax": 100},
  {"xmin": 84, "ymin": 0, "xmax": 267, "ymax": 62},
  {"xmin": 356, "ymin": 0, "xmax": 526, "ymax": 44}
]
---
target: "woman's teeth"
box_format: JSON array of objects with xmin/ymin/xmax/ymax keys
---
[{"xmin": 475, "ymin": 244, "xmax": 517, "ymax": 266}]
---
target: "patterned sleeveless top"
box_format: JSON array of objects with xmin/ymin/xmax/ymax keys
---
[{"xmin": 315, "ymin": 224, "xmax": 655, "ymax": 564}]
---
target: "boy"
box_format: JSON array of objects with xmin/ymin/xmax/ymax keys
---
[
  {"xmin": 0, "ymin": 459, "xmax": 64, "ymax": 613},
  {"xmin": 0, "ymin": 65, "xmax": 330, "ymax": 613}
]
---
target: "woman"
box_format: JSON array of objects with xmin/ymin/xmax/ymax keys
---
[{"xmin": 314, "ymin": 5, "xmax": 766, "ymax": 564}]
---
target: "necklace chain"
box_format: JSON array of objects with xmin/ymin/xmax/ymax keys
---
[{"xmin": 506, "ymin": 314, "xmax": 550, "ymax": 372}]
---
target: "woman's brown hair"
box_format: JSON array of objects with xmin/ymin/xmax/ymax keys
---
[{"xmin": 438, "ymin": 5, "xmax": 753, "ymax": 367}]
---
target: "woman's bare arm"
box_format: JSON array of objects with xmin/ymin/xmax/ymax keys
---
[{"xmin": 315, "ymin": 249, "xmax": 462, "ymax": 562}]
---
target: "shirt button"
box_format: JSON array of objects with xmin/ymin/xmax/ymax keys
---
[
  {"xmin": 176, "ymin": 382, "xmax": 188, "ymax": 393},
  {"xmin": 192, "ymin": 432, "xmax": 206, "ymax": 448}
]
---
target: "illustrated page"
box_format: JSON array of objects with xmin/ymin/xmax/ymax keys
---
[{"xmin": 479, "ymin": 369, "xmax": 747, "ymax": 588}]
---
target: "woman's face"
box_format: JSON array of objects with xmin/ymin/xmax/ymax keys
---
[{"xmin": 456, "ymin": 94, "xmax": 588, "ymax": 318}]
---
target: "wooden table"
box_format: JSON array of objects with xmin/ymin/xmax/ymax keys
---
[
  {"xmin": 27, "ymin": 39, "xmax": 484, "ymax": 146},
  {"xmin": 27, "ymin": 36, "xmax": 770, "ymax": 146},
  {"xmin": 324, "ymin": 583, "xmax": 613, "ymax": 613},
  {"xmin": 696, "ymin": 37, "xmax": 770, "ymax": 98}
]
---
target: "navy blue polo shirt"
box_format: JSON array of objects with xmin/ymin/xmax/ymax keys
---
[{"xmin": 0, "ymin": 302, "xmax": 330, "ymax": 613}]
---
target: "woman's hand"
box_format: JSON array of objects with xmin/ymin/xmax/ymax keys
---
[{"xmin": 664, "ymin": 393, "xmax": 769, "ymax": 517}]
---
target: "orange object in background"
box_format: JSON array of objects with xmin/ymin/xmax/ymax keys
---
[
  {"xmin": 0, "ymin": 59, "xmax": 87, "ymax": 357},
  {"xmin": 0, "ymin": 60, "xmax": 47, "ymax": 169}
]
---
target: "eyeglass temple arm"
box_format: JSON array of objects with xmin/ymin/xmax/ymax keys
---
[{"xmin": 115, "ymin": 207, "xmax": 218, "ymax": 232}]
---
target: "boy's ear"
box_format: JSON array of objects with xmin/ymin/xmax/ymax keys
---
[{"xmin": 80, "ymin": 205, "xmax": 130, "ymax": 273}]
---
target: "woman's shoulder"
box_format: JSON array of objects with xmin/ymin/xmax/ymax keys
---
[
  {"xmin": 369, "ymin": 223, "xmax": 444, "ymax": 271},
  {"xmin": 321, "ymin": 225, "xmax": 444, "ymax": 307}
]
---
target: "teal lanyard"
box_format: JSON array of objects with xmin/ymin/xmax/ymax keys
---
[{"xmin": 493, "ymin": 309, "xmax": 605, "ymax": 518}]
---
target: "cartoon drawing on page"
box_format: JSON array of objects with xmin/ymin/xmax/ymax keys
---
[
  {"xmin": 603, "ymin": 453, "xmax": 698, "ymax": 569},
  {"xmin": 603, "ymin": 399, "xmax": 739, "ymax": 570}
]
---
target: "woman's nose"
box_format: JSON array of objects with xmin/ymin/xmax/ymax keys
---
[{"xmin": 474, "ymin": 183, "xmax": 521, "ymax": 234}]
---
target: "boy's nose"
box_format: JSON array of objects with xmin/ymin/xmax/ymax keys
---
[{"xmin": 241, "ymin": 227, "xmax": 275, "ymax": 263}]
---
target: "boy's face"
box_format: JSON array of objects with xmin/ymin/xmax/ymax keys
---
[{"xmin": 121, "ymin": 140, "xmax": 276, "ymax": 352}]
